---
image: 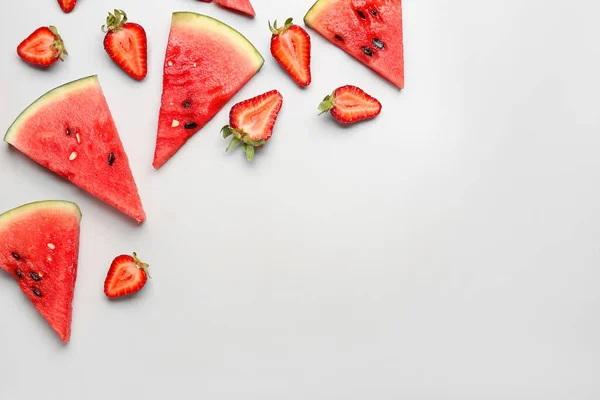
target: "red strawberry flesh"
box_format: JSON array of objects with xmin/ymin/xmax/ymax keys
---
[
  {"xmin": 58, "ymin": 0, "xmax": 77, "ymax": 13},
  {"xmin": 319, "ymin": 85, "xmax": 382, "ymax": 124},
  {"xmin": 102, "ymin": 10, "xmax": 148, "ymax": 80},
  {"xmin": 222, "ymin": 90, "xmax": 283, "ymax": 161},
  {"xmin": 104, "ymin": 253, "xmax": 150, "ymax": 298},
  {"xmin": 270, "ymin": 19, "xmax": 311, "ymax": 87},
  {"xmin": 17, "ymin": 26, "xmax": 67, "ymax": 67}
]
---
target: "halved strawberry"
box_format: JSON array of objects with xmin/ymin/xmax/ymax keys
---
[
  {"xmin": 214, "ymin": 0, "xmax": 256, "ymax": 17},
  {"xmin": 269, "ymin": 18, "xmax": 311, "ymax": 87},
  {"xmin": 58, "ymin": 0, "xmax": 77, "ymax": 13},
  {"xmin": 17, "ymin": 26, "xmax": 68, "ymax": 67},
  {"xmin": 318, "ymin": 85, "xmax": 382, "ymax": 124},
  {"xmin": 104, "ymin": 253, "xmax": 150, "ymax": 299},
  {"xmin": 102, "ymin": 10, "xmax": 148, "ymax": 80},
  {"xmin": 221, "ymin": 90, "xmax": 283, "ymax": 161}
]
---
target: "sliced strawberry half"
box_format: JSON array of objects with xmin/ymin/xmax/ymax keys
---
[
  {"xmin": 102, "ymin": 10, "xmax": 148, "ymax": 80},
  {"xmin": 17, "ymin": 26, "xmax": 68, "ymax": 67},
  {"xmin": 318, "ymin": 85, "xmax": 382, "ymax": 124},
  {"xmin": 221, "ymin": 90, "xmax": 283, "ymax": 161},
  {"xmin": 214, "ymin": 0, "xmax": 256, "ymax": 17},
  {"xmin": 104, "ymin": 253, "xmax": 150, "ymax": 299},
  {"xmin": 58, "ymin": 0, "xmax": 77, "ymax": 13},
  {"xmin": 269, "ymin": 18, "xmax": 311, "ymax": 87}
]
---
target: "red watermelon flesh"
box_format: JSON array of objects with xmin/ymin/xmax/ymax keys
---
[
  {"xmin": 0, "ymin": 201, "xmax": 81, "ymax": 343},
  {"xmin": 153, "ymin": 12, "xmax": 264, "ymax": 169},
  {"xmin": 304, "ymin": 0, "xmax": 404, "ymax": 88},
  {"xmin": 4, "ymin": 76, "xmax": 146, "ymax": 223},
  {"xmin": 214, "ymin": 0, "xmax": 256, "ymax": 17}
]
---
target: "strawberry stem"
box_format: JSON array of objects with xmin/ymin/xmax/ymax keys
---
[
  {"xmin": 48, "ymin": 26, "xmax": 68, "ymax": 61},
  {"xmin": 132, "ymin": 252, "xmax": 151, "ymax": 279},
  {"xmin": 102, "ymin": 9, "xmax": 128, "ymax": 33},
  {"xmin": 318, "ymin": 93, "xmax": 335, "ymax": 115},
  {"xmin": 268, "ymin": 18, "xmax": 294, "ymax": 35}
]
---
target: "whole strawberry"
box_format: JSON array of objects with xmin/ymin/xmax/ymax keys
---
[
  {"xmin": 104, "ymin": 253, "xmax": 150, "ymax": 299},
  {"xmin": 57, "ymin": 0, "xmax": 77, "ymax": 13},
  {"xmin": 17, "ymin": 26, "xmax": 68, "ymax": 67},
  {"xmin": 318, "ymin": 85, "xmax": 382, "ymax": 124},
  {"xmin": 102, "ymin": 10, "xmax": 148, "ymax": 80},
  {"xmin": 269, "ymin": 18, "xmax": 311, "ymax": 87},
  {"xmin": 221, "ymin": 90, "xmax": 283, "ymax": 161}
]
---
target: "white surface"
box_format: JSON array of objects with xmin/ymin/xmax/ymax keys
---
[{"xmin": 1, "ymin": 0, "xmax": 599, "ymax": 398}]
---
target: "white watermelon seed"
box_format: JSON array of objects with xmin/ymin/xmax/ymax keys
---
[
  {"xmin": 168, "ymin": 61, "xmax": 173, "ymax": 66},
  {"xmin": 47, "ymin": 243, "xmax": 55, "ymax": 250},
  {"xmin": 76, "ymin": 133, "xmax": 81, "ymax": 143},
  {"xmin": 172, "ymin": 119, "xmax": 180, "ymax": 128},
  {"xmin": 193, "ymin": 63, "xmax": 197, "ymax": 67},
  {"xmin": 69, "ymin": 152, "xmax": 77, "ymax": 161}
]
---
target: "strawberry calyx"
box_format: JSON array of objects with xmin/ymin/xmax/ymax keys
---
[
  {"xmin": 318, "ymin": 92, "xmax": 336, "ymax": 115},
  {"xmin": 221, "ymin": 125, "xmax": 266, "ymax": 162},
  {"xmin": 48, "ymin": 26, "xmax": 68, "ymax": 61},
  {"xmin": 132, "ymin": 252, "xmax": 151, "ymax": 279},
  {"xmin": 102, "ymin": 9, "xmax": 128, "ymax": 33},
  {"xmin": 268, "ymin": 18, "xmax": 294, "ymax": 36}
]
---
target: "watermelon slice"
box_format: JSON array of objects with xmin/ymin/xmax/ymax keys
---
[
  {"xmin": 153, "ymin": 12, "xmax": 264, "ymax": 169},
  {"xmin": 214, "ymin": 0, "xmax": 256, "ymax": 17},
  {"xmin": 4, "ymin": 76, "xmax": 146, "ymax": 223},
  {"xmin": 0, "ymin": 201, "xmax": 81, "ymax": 343},
  {"xmin": 304, "ymin": 0, "xmax": 404, "ymax": 88}
]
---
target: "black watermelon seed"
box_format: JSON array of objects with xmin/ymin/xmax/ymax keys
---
[
  {"xmin": 66, "ymin": 128, "xmax": 71, "ymax": 136},
  {"xmin": 183, "ymin": 100, "xmax": 191, "ymax": 108},
  {"xmin": 12, "ymin": 252, "xmax": 20, "ymax": 260},
  {"xmin": 356, "ymin": 9, "xmax": 366, "ymax": 19},
  {"xmin": 108, "ymin": 152, "xmax": 116, "ymax": 166},
  {"xmin": 371, "ymin": 9, "xmax": 378, "ymax": 17},
  {"xmin": 29, "ymin": 271, "xmax": 41, "ymax": 282},
  {"xmin": 16, "ymin": 270, "xmax": 24, "ymax": 279},
  {"xmin": 32, "ymin": 288, "xmax": 42, "ymax": 297},
  {"xmin": 362, "ymin": 46, "xmax": 374, "ymax": 57},
  {"xmin": 372, "ymin": 38, "xmax": 385, "ymax": 49},
  {"xmin": 335, "ymin": 34, "xmax": 344, "ymax": 41},
  {"xmin": 184, "ymin": 122, "xmax": 198, "ymax": 130}
]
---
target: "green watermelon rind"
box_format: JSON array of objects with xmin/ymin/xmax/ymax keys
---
[
  {"xmin": 304, "ymin": 0, "xmax": 336, "ymax": 25},
  {"xmin": 171, "ymin": 12, "xmax": 265, "ymax": 71},
  {"xmin": 0, "ymin": 200, "xmax": 82, "ymax": 225},
  {"xmin": 4, "ymin": 76, "xmax": 98, "ymax": 144}
]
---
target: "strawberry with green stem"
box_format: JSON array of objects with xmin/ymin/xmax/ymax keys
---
[
  {"xmin": 102, "ymin": 10, "xmax": 148, "ymax": 80},
  {"xmin": 269, "ymin": 18, "xmax": 311, "ymax": 87},
  {"xmin": 319, "ymin": 85, "xmax": 382, "ymax": 124},
  {"xmin": 104, "ymin": 253, "xmax": 150, "ymax": 299},
  {"xmin": 17, "ymin": 26, "xmax": 67, "ymax": 67},
  {"xmin": 221, "ymin": 90, "xmax": 283, "ymax": 162}
]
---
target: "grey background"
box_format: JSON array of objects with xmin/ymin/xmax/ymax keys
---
[{"xmin": 1, "ymin": 0, "xmax": 599, "ymax": 398}]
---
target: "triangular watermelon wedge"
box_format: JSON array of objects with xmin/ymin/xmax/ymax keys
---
[
  {"xmin": 304, "ymin": 0, "xmax": 404, "ymax": 88},
  {"xmin": 4, "ymin": 76, "xmax": 146, "ymax": 223},
  {"xmin": 0, "ymin": 201, "xmax": 81, "ymax": 343},
  {"xmin": 153, "ymin": 12, "xmax": 264, "ymax": 169},
  {"xmin": 214, "ymin": 0, "xmax": 256, "ymax": 17}
]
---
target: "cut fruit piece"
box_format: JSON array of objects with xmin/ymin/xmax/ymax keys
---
[
  {"xmin": 153, "ymin": 12, "xmax": 264, "ymax": 169},
  {"xmin": 304, "ymin": 0, "xmax": 404, "ymax": 88},
  {"xmin": 58, "ymin": 0, "xmax": 77, "ymax": 13},
  {"xmin": 17, "ymin": 26, "xmax": 68, "ymax": 67},
  {"xmin": 102, "ymin": 10, "xmax": 148, "ymax": 81},
  {"xmin": 318, "ymin": 85, "xmax": 382, "ymax": 123},
  {"xmin": 222, "ymin": 90, "xmax": 283, "ymax": 161},
  {"xmin": 269, "ymin": 18, "xmax": 312, "ymax": 87},
  {"xmin": 214, "ymin": 0, "xmax": 256, "ymax": 17},
  {"xmin": 5, "ymin": 76, "xmax": 146, "ymax": 223},
  {"xmin": 0, "ymin": 201, "xmax": 81, "ymax": 343},
  {"xmin": 104, "ymin": 253, "xmax": 150, "ymax": 299}
]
